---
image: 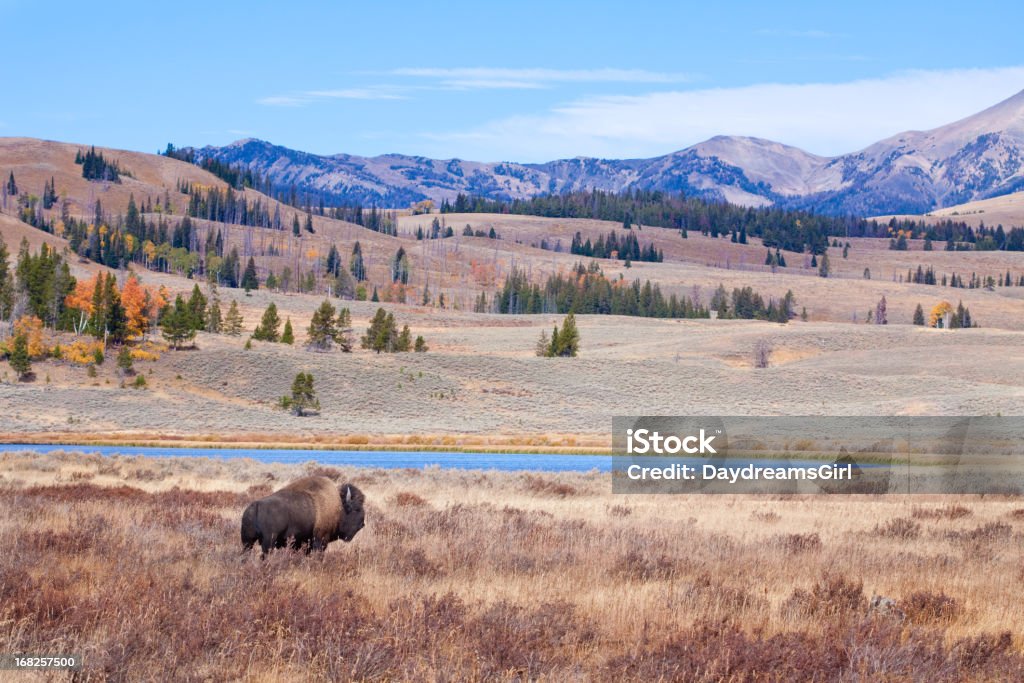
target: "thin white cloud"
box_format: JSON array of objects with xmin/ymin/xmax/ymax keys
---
[
  {"xmin": 258, "ymin": 88, "xmax": 406, "ymax": 107},
  {"xmin": 304, "ymin": 89, "xmax": 407, "ymax": 100},
  {"xmin": 419, "ymin": 66, "xmax": 1024, "ymax": 161},
  {"xmin": 441, "ymin": 79, "xmax": 549, "ymax": 90},
  {"xmin": 257, "ymin": 95, "xmax": 309, "ymax": 107},
  {"xmin": 390, "ymin": 67, "xmax": 694, "ymax": 88}
]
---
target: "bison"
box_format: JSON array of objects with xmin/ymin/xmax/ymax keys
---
[{"xmin": 241, "ymin": 476, "xmax": 365, "ymax": 556}]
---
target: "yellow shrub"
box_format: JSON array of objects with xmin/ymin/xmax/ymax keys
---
[
  {"xmin": 130, "ymin": 349, "xmax": 161, "ymax": 362},
  {"xmin": 63, "ymin": 339, "xmax": 106, "ymax": 365},
  {"xmin": 13, "ymin": 315, "xmax": 48, "ymax": 358}
]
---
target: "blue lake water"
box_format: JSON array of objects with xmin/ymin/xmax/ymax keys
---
[
  {"xmin": 0, "ymin": 443, "xmax": 841, "ymax": 473},
  {"xmin": 0, "ymin": 443, "xmax": 611, "ymax": 472}
]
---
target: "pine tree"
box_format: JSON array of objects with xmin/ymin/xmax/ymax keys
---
[
  {"xmin": 102, "ymin": 274, "xmax": 127, "ymax": 344},
  {"xmin": 535, "ymin": 329, "xmax": 550, "ymax": 357},
  {"xmin": 551, "ymin": 313, "xmax": 580, "ymax": 357},
  {"xmin": 818, "ymin": 252, "xmax": 830, "ymax": 278},
  {"xmin": 335, "ymin": 307, "xmax": 353, "ymax": 352},
  {"xmin": 281, "ymin": 318, "xmax": 294, "ymax": 344},
  {"xmin": 161, "ymin": 295, "xmax": 197, "ymax": 349},
  {"xmin": 913, "ymin": 304, "xmax": 925, "ymax": 326},
  {"xmin": 186, "ymin": 283, "xmax": 207, "ymax": 331},
  {"xmin": 223, "ymin": 300, "xmax": 244, "ymax": 336},
  {"xmin": 241, "ymin": 257, "xmax": 259, "ymax": 291},
  {"xmin": 117, "ymin": 346, "xmax": 135, "ymax": 375},
  {"xmin": 252, "ymin": 302, "xmax": 281, "ymax": 342},
  {"xmin": 292, "ymin": 214, "xmax": 300, "ymax": 237},
  {"xmin": 205, "ymin": 285, "xmax": 222, "ymax": 333},
  {"xmin": 391, "ymin": 247, "xmax": 409, "ymax": 284},
  {"xmin": 307, "ymin": 299, "xmax": 338, "ymax": 350},
  {"xmin": 0, "ymin": 234, "xmax": 12, "ymax": 320},
  {"xmin": 371, "ymin": 287, "xmax": 379, "ymax": 302},
  {"xmin": 6, "ymin": 172, "xmax": 18, "ymax": 196},
  {"xmin": 361, "ymin": 307, "xmax": 396, "ymax": 353},
  {"xmin": 289, "ymin": 372, "xmax": 319, "ymax": 416},
  {"xmin": 414, "ymin": 335, "xmax": 428, "ymax": 352},
  {"xmin": 9, "ymin": 334, "xmax": 31, "ymax": 380},
  {"xmin": 395, "ymin": 324, "xmax": 412, "ymax": 352},
  {"xmin": 350, "ymin": 242, "xmax": 366, "ymax": 281}
]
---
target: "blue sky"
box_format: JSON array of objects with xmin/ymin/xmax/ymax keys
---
[{"xmin": 1, "ymin": 1, "xmax": 1023, "ymax": 161}]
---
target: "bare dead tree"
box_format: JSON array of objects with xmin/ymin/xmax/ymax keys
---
[{"xmin": 753, "ymin": 338, "xmax": 773, "ymax": 369}]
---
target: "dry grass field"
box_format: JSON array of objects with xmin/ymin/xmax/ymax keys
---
[
  {"xmin": 874, "ymin": 189, "xmax": 1024, "ymax": 229},
  {"xmin": 3, "ymin": 313, "xmax": 1024, "ymax": 444},
  {"xmin": 2, "ymin": 450, "xmax": 1024, "ymax": 680}
]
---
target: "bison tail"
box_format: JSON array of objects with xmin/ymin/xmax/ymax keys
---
[{"xmin": 241, "ymin": 501, "xmax": 260, "ymax": 552}]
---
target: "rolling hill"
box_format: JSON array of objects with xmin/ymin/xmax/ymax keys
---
[{"xmin": 188, "ymin": 89, "xmax": 1024, "ymax": 216}]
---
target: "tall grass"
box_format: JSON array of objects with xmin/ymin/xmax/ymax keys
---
[{"xmin": 1, "ymin": 451, "xmax": 1023, "ymax": 680}]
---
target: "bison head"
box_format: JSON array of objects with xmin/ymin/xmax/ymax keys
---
[{"xmin": 338, "ymin": 483, "xmax": 366, "ymax": 542}]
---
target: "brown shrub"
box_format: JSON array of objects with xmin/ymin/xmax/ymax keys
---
[
  {"xmin": 465, "ymin": 600, "xmax": 595, "ymax": 679},
  {"xmin": 690, "ymin": 572, "xmax": 763, "ymax": 611},
  {"xmin": 385, "ymin": 547, "xmax": 442, "ymax": 579},
  {"xmin": 22, "ymin": 483, "xmax": 148, "ymax": 503},
  {"xmin": 875, "ymin": 517, "xmax": 921, "ymax": 540},
  {"xmin": 951, "ymin": 521, "xmax": 1013, "ymax": 544},
  {"xmin": 901, "ymin": 591, "xmax": 961, "ymax": 624},
  {"xmin": 393, "ymin": 491, "xmax": 428, "ymax": 507},
  {"xmin": 604, "ymin": 619, "xmax": 848, "ymax": 681},
  {"xmin": 777, "ymin": 532, "xmax": 822, "ymax": 553},
  {"xmin": 151, "ymin": 487, "xmax": 248, "ymax": 508},
  {"xmin": 245, "ymin": 483, "xmax": 274, "ymax": 497},
  {"xmin": 752, "ymin": 509, "xmax": 781, "ymax": 523},
  {"xmin": 21, "ymin": 530, "xmax": 94, "ymax": 554},
  {"xmin": 522, "ymin": 474, "xmax": 576, "ymax": 497},
  {"xmin": 610, "ymin": 549, "xmax": 677, "ymax": 581},
  {"xmin": 785, "ymin": 574, "xmax": 864, "ymax": 618},
  {"xmin": 304, "ymin": 465, "xmax": 342, "ymax": 481},
  {"xmin": 606, "ymin": 504, "xmax": 632, "ymax": 517},
  {"xmin": 912, "ymin": 504, "xmax": 972, "ymax": 520},
  {"xmin": 952, "ymin": 631, "xmax": 1014, "ymax": 672},
  {"xmin": 126, "ymin": 467, "xmax": 167, "ymax": 482}
]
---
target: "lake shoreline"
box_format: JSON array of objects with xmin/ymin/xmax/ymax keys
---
[{"xmin": 0, "ymin": 432, "xmax": 611, "ymax": 454}]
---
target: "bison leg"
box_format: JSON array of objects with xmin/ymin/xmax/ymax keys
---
[{"xmin": 260, "ymin": 533, "xmax": 281, "ymax": 558}]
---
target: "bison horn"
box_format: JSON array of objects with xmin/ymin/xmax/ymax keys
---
[{"xmin": 345, "ymin": 484, "xmax": 352, "ymax": 503}]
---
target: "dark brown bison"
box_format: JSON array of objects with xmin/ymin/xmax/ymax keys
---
[{"xmin": 241, "ymin": 476, "xmax": 365, "ymax": 556}]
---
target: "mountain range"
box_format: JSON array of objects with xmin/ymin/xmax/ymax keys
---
[{"xmin": 190, "ymin": 89, "xmax": 1024, "ymax": 216}]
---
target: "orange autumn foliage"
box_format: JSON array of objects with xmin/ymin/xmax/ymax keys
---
[
  {"xmin": 120, "ymin": 275, "xmax": 149, "ymax": 338},
  {"xmin": 13, "ymin": 315, "xmax": 47, "ymax": 358},
  {"xmin": 930, "ymin": 301, "xmax": 953, "ymax": 328},
  {"xmin": 66, "ymin": 276, "xmax": 96, "ymax": 316},
  {"xmin": 65, "ymin": 272, "xmax": 166, "ymax": 339}
]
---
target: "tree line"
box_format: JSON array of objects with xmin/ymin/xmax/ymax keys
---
[
  {"xmin": 487, "ymin": 261, "xmax": 793, "ymax": 322},
  {"xmin": 441, "ymin": 189, "xmax": 877, "ymax": 254},
  {"xmin": 569, "ymin": 230, "xmax": 663, "ymax": 262}
]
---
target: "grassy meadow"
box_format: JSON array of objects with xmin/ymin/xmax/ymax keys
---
[{"xmin": 2, "ymin": 450, "xmax": 1024, "ymax": 680}]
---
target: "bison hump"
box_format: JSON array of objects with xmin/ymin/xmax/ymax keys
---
[{"xmin": 280, "ymin": 476, "xmax": 343, "ymax": 541}]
